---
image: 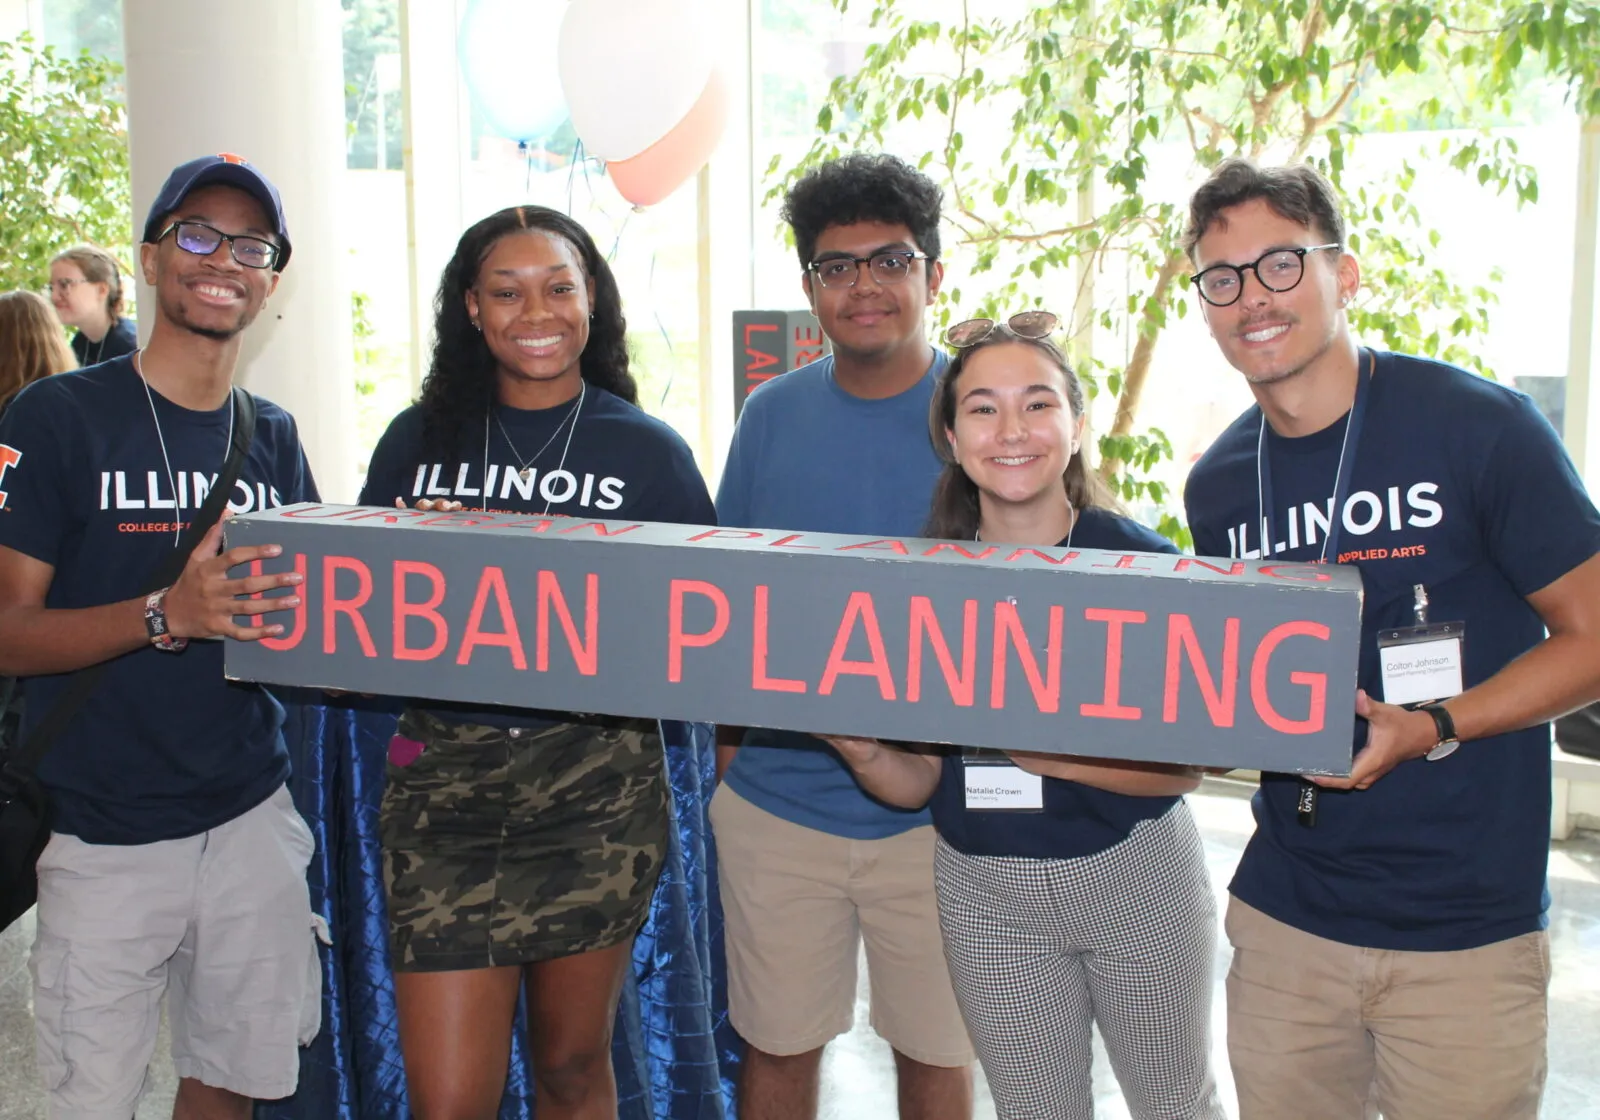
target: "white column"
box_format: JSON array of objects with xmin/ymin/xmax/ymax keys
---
[
  {"xmin": 398, "ymin": 0, "xmax": 469, "ymax": 397},
  {"xmin": 1565, "ymin": 116, "xmax": 1600, "ymax": 490},
  {"xmin": 123, "ymin": 0, "xmax": 357, "ymax": 503}
]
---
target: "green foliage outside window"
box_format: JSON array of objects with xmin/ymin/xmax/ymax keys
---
[
  {"xmin": 0, "ymin": 34, "xmax": 131, "ymax": 300},
  {"xmin": 343, "ymin": 0, "xmax": 402, "ymax": 169}
]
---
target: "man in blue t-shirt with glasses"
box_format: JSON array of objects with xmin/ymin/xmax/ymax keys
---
[
  {"xmin": 0, "ymin": 155, "xmax": 321, "ymax": 1119},
  {"xmin": 712, "ymin": 153, "xmax": 975, "ymax": 1120},
  {"xmin": 1183, "ymin": 158, "xmax": 1600, "ymax": 1120}
]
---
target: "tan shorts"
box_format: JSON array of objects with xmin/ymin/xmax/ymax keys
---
[
  {"xmin": 1226, "ymin": 896, "xmax": 1549, "ymax": 1120},
  {"xmin": 709, "ymin": 783, "xmax": 973, "ymax": 1067},
  {"xmin": 30, "ymin": 786, "xmax": 327, "ymax": 1117}
]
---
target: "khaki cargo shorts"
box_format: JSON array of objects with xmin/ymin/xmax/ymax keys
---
[{"xmin": 31, "ymin": 785, "xmax": 326, "ymax": 1116}]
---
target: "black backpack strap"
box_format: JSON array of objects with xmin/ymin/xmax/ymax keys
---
[{"xmin": 0, "ymin": 388, "xmax": 259, "ymax": 801}]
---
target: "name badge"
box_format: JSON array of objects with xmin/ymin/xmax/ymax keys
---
[
  {"xmin": 1377, "ymin": 622, "xmax": 1465, "ymax": 707},
  {"xmin": 963, "ymin": 753, "xmax": 1044, "ymax": 812}
]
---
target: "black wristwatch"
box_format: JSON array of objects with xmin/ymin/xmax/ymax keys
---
[{"xmin": 1418, "ymin": 702, "xmax": 1459, "ymax": 762}]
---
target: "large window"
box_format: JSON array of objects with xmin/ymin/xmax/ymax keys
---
[
  {"xmin": 42, "ymin": 0, "xmax": 121, "ymax": 62},
  {"xmin": 342, "ymin": 0, "xmax": 706, "ymax": 480},
  {"xmin": 34, "ymin": 0, "xmax": 1586, "ymax": 497},
  {"xmin": 747, "ymin": 0, "xmax": 1590, "ymax": 531},
  {"xmin": 750, "ymin": 0, "xmax": 880, "ymax": 308},
  {"xmin": 343, "ymin": 0, "xmax": 402, "ymax": 172}
]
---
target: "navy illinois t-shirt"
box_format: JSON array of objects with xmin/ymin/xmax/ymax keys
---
[
  {"xmin": 930, "ymin": 507, "xmax": 1184, "ymax": 859},
  {"xmin": 71, "ymin": 317, "xmax": 138, "ymax": 367},
  {"xmin": 359, "ymin": 384, "xmax": 715, "ymax": 729},
  {"xmin": 1184, "ymin": 350, "xmax": 1600, "ymax": 951},
  {"xmin": 0, "ymin": 356, "xmax": 318, "ymax": 845}
]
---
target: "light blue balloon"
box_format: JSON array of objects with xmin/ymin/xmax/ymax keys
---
[{"xmin": 458, "ymin": 0, "xmax": 569, "ymax": 143}]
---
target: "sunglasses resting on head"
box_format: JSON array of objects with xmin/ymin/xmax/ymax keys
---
[{"xmin": 944, "ymin": 309, "xmax": 1059, "ymax": 348}]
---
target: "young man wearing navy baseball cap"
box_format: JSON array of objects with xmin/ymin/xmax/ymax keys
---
[{"xmin": 0, "ymin": 154, "xmax": 323, "ymax": 1118}]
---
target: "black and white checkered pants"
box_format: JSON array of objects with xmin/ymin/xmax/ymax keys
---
[{"xmin": 935, "ymin": 801, "xmax": 1224, "ymax": 1120}]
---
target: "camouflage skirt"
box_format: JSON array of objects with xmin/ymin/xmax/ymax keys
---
[{"xmin": 380, "ymin": 710, "xmax": 668, "ymax": 972}]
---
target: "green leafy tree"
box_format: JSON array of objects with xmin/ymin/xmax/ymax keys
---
[
  {"xmin": 352, "ymin": 289, "xmax": 384, "ymax": 395},
  {"xmin": 777, "ymin": 0, "xmax": 1600, "ymax": 543},
  {"xmin": 0, "ymin": 34, "xmax": 132, "ymax": 296}
]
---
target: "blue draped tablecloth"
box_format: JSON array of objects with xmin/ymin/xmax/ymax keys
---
[{"xmin": 255, "ymin": 697, "xmax": 741, "ymax": 1119}]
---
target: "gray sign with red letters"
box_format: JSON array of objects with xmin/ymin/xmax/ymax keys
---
[{"xmin": 223, "ymin": 503, "xmax": 1364, "ymax": 775}]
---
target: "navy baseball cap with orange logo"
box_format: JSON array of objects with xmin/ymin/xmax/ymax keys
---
[{"xmin": 142, "ymin": 153, "xmax": 292, "ymax": 270}]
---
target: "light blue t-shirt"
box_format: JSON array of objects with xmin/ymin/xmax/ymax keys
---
[{"xmin": 715, "ymin": 351, "xmax": 947, "ymax": 838}]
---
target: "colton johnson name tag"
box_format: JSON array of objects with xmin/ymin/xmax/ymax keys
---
[
  {"xmin": 1377, "ymin": 622, "xmax": 1465, "ymax": 707},
  {"xmin": 963, "ymin": 753, "xmax": 1044, "ymax": 812}
]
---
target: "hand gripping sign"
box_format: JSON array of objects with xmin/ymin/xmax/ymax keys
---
[{"xmin": 224, "ymin": 505, "xmax": 1363, "ymax": 776}]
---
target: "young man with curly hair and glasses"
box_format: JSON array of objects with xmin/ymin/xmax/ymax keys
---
[{"xmin": 711, "ymin": 153, "xmax": 975, "ymax": 1120}]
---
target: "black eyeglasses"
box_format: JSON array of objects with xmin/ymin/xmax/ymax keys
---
[
  {"xmin": 154, "ymin": 220, "xmax": 281, "ymax": 270},
  {"xmin": 1191, "ymin": 244, "xmax": 1340, "ymax": 307},
  {"xmin": 945, "ymin": 310, "xmax": 1059, "ymax": 348},
  {"xmin": 807, "ymin": 249, "xmax": 930, "ymax": 289}
]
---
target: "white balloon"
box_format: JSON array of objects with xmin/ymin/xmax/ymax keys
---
[
  {"xmin": 459, "ymin": 0, "xmax": 568, "ymax": 142},
  {"xmin": 558, "ymin": 0, "xmax": 715, "ymax": 161}
]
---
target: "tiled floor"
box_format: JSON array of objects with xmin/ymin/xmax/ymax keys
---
[
  {"xmin": 0, "ymin": 901, "xmax": 176, "ymax": 1119},
  {"xmin": 821, "ymin": 783, "xmax": 1600, "ymax": 1119},
  {"xmin": 4, "ymin": 782, "xmax": 1599, "ymax": 1119}
]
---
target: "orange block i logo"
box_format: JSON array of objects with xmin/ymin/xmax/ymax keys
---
[{"xmin": 0, "ymin": 445, "xmax": 21, "ymax": 510}]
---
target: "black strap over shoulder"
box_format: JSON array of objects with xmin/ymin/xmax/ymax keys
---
[{"xmin": 0, "ymin": 388, "xmax": 259, "ymax": 801}]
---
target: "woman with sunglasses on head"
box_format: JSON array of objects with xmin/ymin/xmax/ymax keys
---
[
  {"xmin": 829, "ymin": 312, "xmax": 1223, "ymax": 1120},
  {"xmin": 48, "ymin": 246, "xmax": 137, "ymax": 367},
  {"xmin": 358, "ymin": 205, "xmax": 714, "ymax": 1120}
]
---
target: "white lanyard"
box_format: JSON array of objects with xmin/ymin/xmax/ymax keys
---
[{"xmin": 135, "ymin": 350, "xmax": 235, "ymax": 546}]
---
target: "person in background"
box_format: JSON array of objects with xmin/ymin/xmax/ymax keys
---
[
  {"xmin": 0, "ymin": 287, "xmax": 78, "ymax": 829},
  {"xmin": 830, "ymin": 313, "xmax": 1224, "ymax": 1120},
  {"xmin": 359, "ymin": 204, "xmax": 715, "ymax": 1120},
  {"xmin": 49, "ymin": 244, "xmax": 138, "ymax": 367},
  {"xmin": 0, "ymin": 290, "xmax": 76, "ymax": 417}
]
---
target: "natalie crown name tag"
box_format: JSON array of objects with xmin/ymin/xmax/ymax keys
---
[{"xmin": 963, "ymin": 753, "xmax": 1044, "ymax": 812}]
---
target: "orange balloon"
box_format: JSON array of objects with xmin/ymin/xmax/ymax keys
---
[{"xmin": 606, "ymin": 68, "xmax": 729, "ymax": 208}]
